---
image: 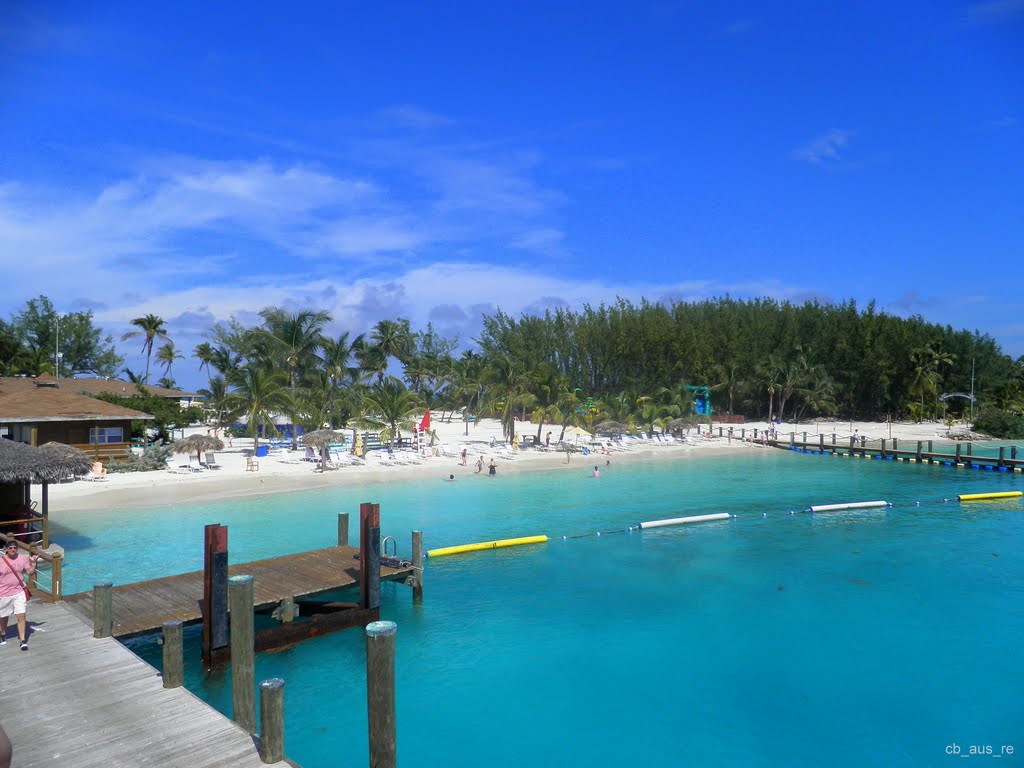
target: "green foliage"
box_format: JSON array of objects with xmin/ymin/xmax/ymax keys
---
[
  {"xmin": 94, "ymin": 389, "xmax": 203, "ymax": 442},
  {"xmin": 5, "ymin": 295, "xmax": 124, "ymax": 377},
  {"xmin": 972, "ymin": 407, "xmax": 1024, "ymax": 439},
  {"xmin": 107, "ymin": 442, "xmax": 175, "ymax": 473}
]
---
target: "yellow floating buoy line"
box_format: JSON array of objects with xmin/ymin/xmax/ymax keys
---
[{"xmin": 423, "ymin": 490, "xmax": 1021, "ymax": 558}]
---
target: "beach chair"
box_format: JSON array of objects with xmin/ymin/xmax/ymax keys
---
[
  {"xmin": 246, "ymin": 456, "xmax": 260, "ymax": 472},
  {"xmin": 203, "ymin": 451, "xmax": 222, "ymax": 469},
  {"xmin": 166, "ymin": 459, "xmax": 187, "ymax": 474},
  {"xmin": 186, "ymin": 457, "xmax": 204, "ymax": 472},
  {"xmin": 303, "ymin": 446, "xmax": 318, "ymax": 462}
]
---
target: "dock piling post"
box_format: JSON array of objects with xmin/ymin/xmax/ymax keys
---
[
  {"xmin": 880, "ymin": 439, "xmax": 886, "ymax": 458},
  {"xmin": 162, "ymin": 621, "xmax": 184, "ymax": 688},
  {"xmin": 338, "ymin": 513, "xmax": 349, "ymax": 547},
  {"xmin": 832, "ymin": 433, "xmax": 836, "ymax": 446},
  {"xmin": 917, "ymin": 441, "xmax": 923, "ymax": 462},
  {"xmin": 50, "ymin": 551, "xmax": 63, "ymax": 602},
  {"xmin": 259, "ymin": 678, "xmax": 285, "ymax": 764},
  {"xmin": 955, "ymin": 443, "xmax": 962, "ymax": 464},
  {"xmin": 998, "ymin": 447, "xmax": 1005, "ymax": 468},
  {"xmin": 229, "ymin": 575, "xmax": 256, "ymax": 734},
  {"xmin": 819, "ymin": 434, "xmax": 825, "ymax": 453},
  {"xmin": 360, "ymin": 503, "xmax": 381, "ymax": 612},
  {"xmin": 366, "ymin": 620, "xmax": 397, "ymax": 768},
  {"xmin": 411, "ymin": 530, "xmax": 423, "ymax": 603},
  {"xmin": 93, "ymin": 583, "xmax": 113, "ymax": 638}
]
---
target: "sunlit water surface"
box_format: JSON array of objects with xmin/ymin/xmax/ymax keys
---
[{"xmin": 53, "ymin": 449, "xmax": 1024, "ymax": 767}]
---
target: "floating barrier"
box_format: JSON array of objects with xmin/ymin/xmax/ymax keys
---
[
  {"xmin": 425, "ymin": 535, "xmax": 548, "ymax": 558},
  {"xmin": 636, "ymin": 513, "xmax": 733, "ymax": 529},
  {"xmin": 806, "ymin": 501, "xmax": 890, "ymax": 513},
  {"xmin": 955, "ymin": 491, "xmax": 1022, "ymax": 502}
]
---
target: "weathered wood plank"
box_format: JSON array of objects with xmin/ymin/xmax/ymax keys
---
[
  {"xmin": 63, "ymin": 544, "xmax": 412, "ymax": 638},
  {"xmin": 1, "ymin": 602, "xmax": 287, "ymax": 767}
]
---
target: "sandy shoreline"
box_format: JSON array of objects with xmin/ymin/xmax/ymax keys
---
[{"xmin": 43, "ymin": 417, "xmax": 977, "ymax": 517}]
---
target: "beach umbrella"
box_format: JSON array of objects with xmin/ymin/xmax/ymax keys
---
[
  {"xmin": 302, "ymin": 429, "xmax": 346, "ymax": 471},
  {"xmin": 38, "ymin": 442, "xmax": 94, "ymax": 481},
  {"xmin": 594, "ymin": 421, "xmax": 629, "ymax": 434},
  {"xmin": 174, "ymin": 434, "xmax": 225, "ymax": 457},
  {"xmin": 562, "ymin": 426, "xmax": 592, "ymax": 442}
]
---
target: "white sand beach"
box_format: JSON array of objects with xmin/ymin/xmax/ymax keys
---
[{"xmin": 43, "ymin": 417, "xmax": 979, "ymax": 516}]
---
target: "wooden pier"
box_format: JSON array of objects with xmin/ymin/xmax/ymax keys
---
[
  {"xmin": 1, "ymin": 601, "xmax": 282, "ymax": 767},
  {"xmin": 63, "ymin": 544, "xmax": 415, "ymax": 639},
  {"xmin": 767, "ymin": 432, "xmax": 1024, "ymax": 472}
]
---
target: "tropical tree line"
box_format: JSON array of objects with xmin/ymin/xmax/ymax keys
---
[{"xmin": 3, "ymin": 295, "xmax": 1024, "ymax": 441}]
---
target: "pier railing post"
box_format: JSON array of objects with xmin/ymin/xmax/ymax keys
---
[
  {"xmin": 50, "ymin": 552, "xmax": 63, "ymax": 602},
  {"xmin": 955, "ymin": 443, "xmax": 962, "ymax": 464},
  {"xmin": 229, "ymin": 575, "xmax": 256, "ymax": 734},
  {"xmin": 411, "ymin": 530, "xmax": 423, "ymax": 603},
  {"xmin": 366, "ymin": 620, "xmax": 397, "ymax": 768},
  {"xmin": 880, "ymin": 439, "xmax": 886, "ymax": 458},
  {"xmin": 93, "ymin": 582, "xmax": 113, "ymax": 638},
  {"xmin": 916, "ymin": 441, "xmax": 923, "ymax": 462},
  {"xmin": 259, "ymin": 678, "xmax": 285, "ymax": 764},
  {"xmin": 998, "ymin": 447, "xmax": 1005, "ymax": 468},
  {"xmin": 162, "ymin": 621, "xmax": 184, "ymax": 688},
  {"xmin": 338, "ymin": 513, "xmax": 350, "ymax": 547},
  {"xmin": 819, "ymin": 434, "xmax": 825, "ymax": 453}
]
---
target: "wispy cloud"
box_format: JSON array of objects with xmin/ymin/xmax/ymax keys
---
[
  {"xmin": 792, "ymin": 129, "xmax": 855, "ymax": 165},
  {"xmin": 992, "ymin": 116, "xmax": 1018, "ymax": 128}
]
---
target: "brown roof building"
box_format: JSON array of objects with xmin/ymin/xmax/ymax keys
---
[{"xmin": 0, "ymin": 378, "xmax": 154, "ymax": 463}]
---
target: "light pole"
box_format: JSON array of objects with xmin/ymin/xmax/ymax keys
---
[{"xmin": 54, "ymin": 317, "xmax": 61, "ymax": 379}]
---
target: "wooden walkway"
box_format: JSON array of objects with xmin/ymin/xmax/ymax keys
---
[
  {"xmin": 0, "ymin": 601, "xmax": 285, "ymax": 767},
  {"xmin": 772, "ymin": 435, "xmax": 1024, "ymax": 472},
  {"xmin": 63, "ymin": 545, "xmax": 414, "ymax": 638}
]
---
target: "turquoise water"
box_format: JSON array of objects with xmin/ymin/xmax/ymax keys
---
[{"xmin": 52, "ymin": 450, "xmax": 1024, "ymax": 767}]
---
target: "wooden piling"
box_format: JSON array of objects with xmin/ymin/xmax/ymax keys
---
[
  {"xmin": 360, "ymin": 503, "xmax": 381, "ymax": 612},
  {"xmin": 916, "ymin": 441, "xmax": 923, "ymax": 462},
  {"xmin": 411, "ymin": 530, "xmax": 423, "ymax": 602},
  {"xmin": 955, "ymin": 443, "xmax": 962, "ymax": 463},
  {"xmin": 259, "ymin": 678, "xmax": 285, "ymax": 764},
  {"xmin": 338, "ymin": 513, "xmax": 349, "ymax": 547},
  {"xmin": 202, "ymin": 523, "xmax": 229, "ymax": 666},
  {"xmin": 366, "ymin": 620, "xmax": 397, "ymax": 768},
  {"xmin": 880, "ymin": 439, "xmax": 886, "ymax": 458},
  {"xmin": 998, "ymin": 447, "xmax": 1006, "ymax": 467},
  {"xmin": 819, "ymin": 434, "xmax": 825, "ymax": 452},
  {"xmin": 162, "ymin": 621, "xmax": 184, "ymax": 689},
  {"xmin": 93, "ymin": 583, "xmax": 112, "ymax": 638},
  {"xmin": 229, "ymin": 574, "xmax": 256, "ymax": 734}
]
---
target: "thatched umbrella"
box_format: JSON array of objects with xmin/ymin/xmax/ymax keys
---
[
  {"xmin": 38, "ymin": 442, "xmax": 94, "ymax": 482},
  {"xmin": 174, "ymin": 434, "xmax": 225, "ymax": 463},
  {"xmin": 667, "ymin": 417, "xmax": 694, "ymax": 434},
  {"xmin": 594, "ymin": 421, "xmax": 629, "ymax": 435},
  {"xmin": 302, "ymin": 429, "xmax": 346, "ymax": 471}
]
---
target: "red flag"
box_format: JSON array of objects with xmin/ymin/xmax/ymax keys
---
[{"xmin": 419, "ymin": 410, "xmax": 431, "ymax": 431}]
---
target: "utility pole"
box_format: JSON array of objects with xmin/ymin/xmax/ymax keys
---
[
  {"xmin": 54, "ymin": 317, "xmax": 61, "ymax": 379},
  {"xmin": 969, "ymin": 357, "xmax": 975, "ymax": 426}
]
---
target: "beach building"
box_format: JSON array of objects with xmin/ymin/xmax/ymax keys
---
[{"xmin": 0, "ymin": 376, "xmax": 154, "ymax": 464}]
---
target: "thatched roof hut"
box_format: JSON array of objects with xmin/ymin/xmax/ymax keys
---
[{"xmin": 0, "ymin": 438, "xmax": 92, "ymax": 484}]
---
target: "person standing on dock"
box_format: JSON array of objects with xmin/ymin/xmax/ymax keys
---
[{"xmin": 0, "ymin": 541, "xmax": 38, "ymax": 651}]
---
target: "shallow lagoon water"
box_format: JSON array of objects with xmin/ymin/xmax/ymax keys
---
[{"xmin": 54, "ymin": 450, "xmax": 1024, "ymax": 767}]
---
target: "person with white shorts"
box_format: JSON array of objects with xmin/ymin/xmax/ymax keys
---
[{"xmin": 0, "ymin": 540, "xmax": 39, "ymax": 651}]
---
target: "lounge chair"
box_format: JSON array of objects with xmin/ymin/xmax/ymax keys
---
[
  {"xmin": 166, "ymin": 459, "xmax": 187, "ymax": 474},
  {"xmin": 303, "ymin": 446, "xmax": 319, "ymax": 463},
  {"xmin": 203, "ymin": 452, "xmax": 222, "ymax": 469},
  {"xmin": 186, "ymin": 457, "xmax": 204, "ymax": 472}
]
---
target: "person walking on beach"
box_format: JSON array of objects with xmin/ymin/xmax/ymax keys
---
[
  {"xmin": 0, "ymin": 540, "xmax": 39, "ymax": 651},
  {"xmin": 460, "ymin": 448, "xmax": 467, "ymax": 466},
  {"xmin": 476, "ymin": 456, "xmax": 484, "ymax": 474},
  {"xmin": 488, "ymin": 458, "xmax": 497, "ymax": 477},
  {"xmin": 546, "ymin": 432, "xmax": 551, "ymax": 448}
]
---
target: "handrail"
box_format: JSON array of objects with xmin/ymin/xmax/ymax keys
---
[{"xmin": 0, "ymin": 533, "xmax": 63, "ymax": 602}]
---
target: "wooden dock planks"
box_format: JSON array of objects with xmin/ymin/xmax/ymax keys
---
[
  {"xmin": 63, "ymin": 544, "xmax": 413, "ymax": 638},
  {"xmin": 0, "ymin": 601, "xmax": 282, "ymax": 767}
]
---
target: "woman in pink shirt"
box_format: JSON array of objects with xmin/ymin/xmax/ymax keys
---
[{"xmin": 0, "ymin": 540, "xmax": 39, "ymax": 651}]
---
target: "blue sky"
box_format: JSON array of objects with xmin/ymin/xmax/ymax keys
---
[{"xmin": 1, "ymin": 1, "xmax": 1022, "ymax": 390}]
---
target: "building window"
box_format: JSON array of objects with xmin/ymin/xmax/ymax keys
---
[{"xmin": 90, "ymin": 426, "xmax": 124, "ymax": 444}]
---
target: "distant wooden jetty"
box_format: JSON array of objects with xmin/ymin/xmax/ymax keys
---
[{"xmin": 766, "ymin": 432, "xmax": 1024, "ymax": 472}]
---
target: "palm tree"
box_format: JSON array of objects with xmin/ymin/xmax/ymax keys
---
[
  {"xmin": 257, "ymin": 307, "xmax": 332, "ymax": 447},
  {"xmin": 354, "ymin": 376, "xmax": 422, "ymax": 447},
  {"xmin": 121, "ymin": 314, "xmax": 169, "ymax": 384},
  {"xmin": 155, "ymin": 342, "xmax": 182, "ymax": 382},
  {"xmin": 198, "ymin": 375, "xmax": 236, "ymax": 431},
  {"xmin": 193, "ymin": 342, "xmax": 216, "ymax": 378},
  {"xmin": 360, "ymin": 319, "xmax": 412, "ymax": 382},
  {"xmin": 711, "ymin": 361, "xmax": 743, "ymax": 416},
  {"xmin": 227, "ymin": 365, "xmax": 288, "ymax": 452}
]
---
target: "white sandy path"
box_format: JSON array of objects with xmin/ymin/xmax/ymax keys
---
[{"xmin": 43, "ymin": 417, "xmax": 973, "ymax": 516}]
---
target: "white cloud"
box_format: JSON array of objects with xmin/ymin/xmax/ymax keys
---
[{"xmin": 793, "ymin": 129, "xmax": 855, "ymax": 164}]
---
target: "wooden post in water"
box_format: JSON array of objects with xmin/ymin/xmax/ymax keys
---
[
  {"xmin": 93, "ymin": 582, "xmax": 112, "ymax": 638},
  {"xmin": 741, "ymin": 428, "xmax": 745, "ymax": 440},
  {"xmin": 366, "ymin": 620, "xmax": 397, "ymax": 768},
  {"xmin": 229, "ymin": 575, "xmax": 256, "ymax": 734},
  {"xmin": 162, "ymin": 621, "xmax": 184, "ymax": 688},
  {"xmin": 259, "ymin": 678, "xmax": 285, "ymax": 764},
  {"xmin": 831, "ymin": 433, "xmax": 836, "ymax": 445},
  {"xmin": 203, "ymin": 523, "xmax": 229, "ymax": 666},
  {"xmin": 893, "ymin": 438, "xmax": 899, "ymax": 452},
  {"xmin": 802, "ymin": 431, "xmax": 807, "ymax": 445},
  {"xmin": 819, "ymin": 434, "xmax": 825, "ymax": 453},
  {"xmin": 880, "ymin": 439, "xmax": 886, "ymax": 458},
  {"xmin": 789, "ymin": 432, "xmax": 795, "ymax": 446},
  {"xmin": 928, "ymin": 440, "xmax": 933, "ymax": 453},
  {"xmin": 998, "ymin": 447, "xmax": 1005, "ymax": 468},
  {"xmin": 50, "ymin": 552, "xmax": 62, "ymax": 602},
  {"xmin": 338, "ymin": 512, "xmax": 350, "ymax": 547},
  {"xmin": 360, "ymin": 503, "xmax": 381, "ymax": 612},
  {"xmin": 916, "ymin": 441, "xmax": 923, "ymax": 462},
  {"xmin": 955, "ymin": 443, "xmax": 962, "ymax": 464},
  {"xmin": 411, "ymin": 530, "xmax": 423, "ymax": 603}
]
